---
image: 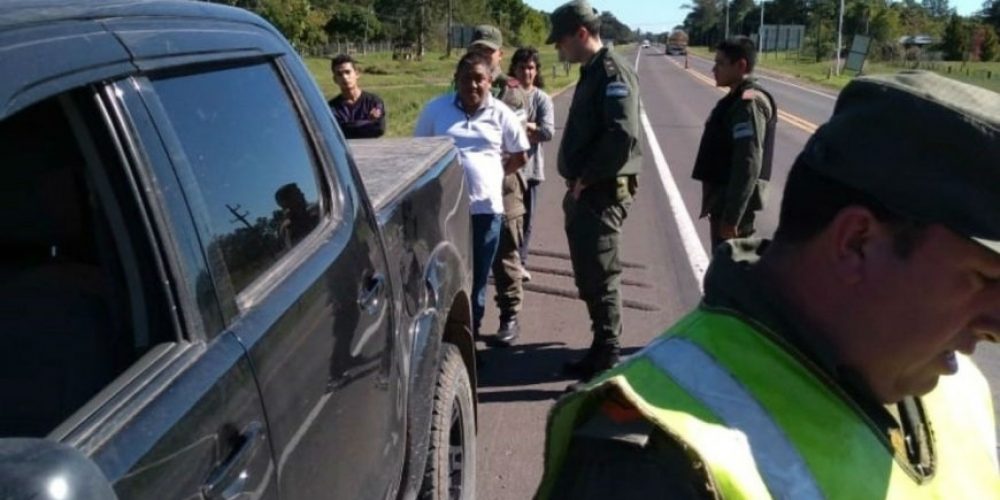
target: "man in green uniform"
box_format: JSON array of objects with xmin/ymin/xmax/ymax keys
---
[
  {"xmin": 468, "ymin": 25, "xmax": 529, "ymax": 345},
  {"xmin": 692, "ymin": 36, "xmax": 776, "ymax": 248},
  {"xmin": 546, "ymin": 0, "xmax": 642, "ymax": 387},
  {"xmin": 535, "ymin": 72, "xmax": 1000, "ymax": 499},
  {"xmin": 468, "ymin": 25, "xmax": 527, "ymax": 112}
]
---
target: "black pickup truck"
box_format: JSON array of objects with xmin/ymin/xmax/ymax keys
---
[{"xmin": 0, "ymin": 1, "xmax": 475, "ymax": 499}]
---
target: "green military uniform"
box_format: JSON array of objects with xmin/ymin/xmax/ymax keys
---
[
  {"xmin": 692, "ymin": 77, "xmax": 776, "ymax": 248},
  {"xmin": 469, "ymin": 24, "xmax": 529, "ymax": 341},
  {"xmin": 549, "ymin": 2, "xmax": 642, "ymax": 362},
  {"xmin": 544, "ymin": 241, "xmax": 938, "ymax": 499},
  {"xmin": 536, "ymin": 71, "xmax": 1000, "ymax": 498}
]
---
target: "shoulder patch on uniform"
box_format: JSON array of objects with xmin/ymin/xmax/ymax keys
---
[
  {"xmin": 606, "ymin": 81, "xmax": 630, "ymax": 98},
  {"xmin": 741, "ymin": 89, "xmax": 755, "ymax": 100},
  {"xmin": 603, "ymin": 56, "xmax": 620, "ymax": 76},
  {"xmin": 732, "ymin": 121, "xmax": 754, "ymax": 139}
]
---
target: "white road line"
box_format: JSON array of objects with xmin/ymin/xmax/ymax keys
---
[
  {"xmin": 687, "ymin": 52, "xmax": 837, "ymax": 101},
  {"xmin": 639, "ymin": 110, "xmax": 710, "ymax": 288},
  {"xmin": 634, "ymin": 48, "xmax": 710, "ymax": 289}
]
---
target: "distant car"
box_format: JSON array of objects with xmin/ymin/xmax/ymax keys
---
[{"xmin": 642, "ymin": 40, "xmax": 651, "ymax": 48}]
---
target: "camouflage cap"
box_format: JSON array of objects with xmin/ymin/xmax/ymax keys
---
[
  {"xmin": 799, "ymin": 70, "xmax": 1000, "ymax": 253},
  {"xmin": 470, "ymin": 25, "xmax": 503, "ymax": 51},
  {"xmin": 546, "ymin": 0, "xmax": 600, "ymax": 44}
]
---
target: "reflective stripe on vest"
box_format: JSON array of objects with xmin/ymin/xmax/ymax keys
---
[{"xmin": 646, "ymin": 337, "xmax": 824, "ymax": 500}]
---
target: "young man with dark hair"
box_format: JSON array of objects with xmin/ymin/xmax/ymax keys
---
[
  {"xmin": 536, "ymin": 72, "xmax": 1000, "ymax": 499},
  {"xmin": 328, "ymin": 54, "xmax": 386, "ymax": 139},
  {"xmin": 692, "ymin": 35, "xmax": 776, "ymax": 248}
]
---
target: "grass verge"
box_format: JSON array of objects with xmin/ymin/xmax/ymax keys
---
[
  {"xmin": 689, "ymin": 46, "xmax": 1000, "ymax": 94},
  {"xmin": 305, "ymin": 46, "xmax": 581, "ymax": 137}
]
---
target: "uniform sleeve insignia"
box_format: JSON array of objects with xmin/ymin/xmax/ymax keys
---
[
  {"xmin": 606, "ymin": 81, "xmax": 630, "ymax": 97},
  {"xmin": 603, "ymin": 57, "xmax": 619, "ymax": 76},
  {"xmin": 733, "ymin": 121, "xmax": 754, "ymax": 139},
  {"xmin": 741, "ymin": 89, "xmax": 756, "ymax": 100}
]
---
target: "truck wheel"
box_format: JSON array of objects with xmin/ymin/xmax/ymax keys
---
[{"xmin": 420, "ymin": 343, "xmax": 475, "ymax": 500}]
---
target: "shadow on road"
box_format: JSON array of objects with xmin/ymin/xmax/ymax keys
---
[{"xmin": 475, "ymin": 341, "xmax": 643, "ymax": 403}]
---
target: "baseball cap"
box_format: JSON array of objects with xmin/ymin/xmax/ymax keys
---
[
  {"xmin": 799, "ymin": 70, "xmax": 1000, "ymax": 253},
  {"xmin": 546, "ymin": 0, "xmax": 600, "ymax": 44},
  {"xmin": 470, "ymin": 25, "xmax": 503, "ymax": 51}
]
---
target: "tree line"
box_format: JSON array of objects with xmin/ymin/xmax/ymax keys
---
[
  {"xmin": 210, "ymin": 0, "xmax": 638, "ymax": 54},
  {"xmin": 678, "ymin": 0, "xmax": 1000, "ymax": 62}
]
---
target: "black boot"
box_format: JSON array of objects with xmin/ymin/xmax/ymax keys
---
[
  {"xmin": 490, "ymin": 316, "xmax": 520, "ymax": 347},
  {"xmin": 564, "ymin": 345, "xmax": 621, "ymax": 392}
]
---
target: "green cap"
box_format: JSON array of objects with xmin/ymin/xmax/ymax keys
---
[
  {"xmin": 470, "ymin": 25, "xmax": 503, "ymax": 51},
  {"xmin": 799, "ymin": 70, "xmax": 1000, "ymax": 254},
  {"xmin": 546, "ymin": 0, "xmax": 600, "ymax": 44}
]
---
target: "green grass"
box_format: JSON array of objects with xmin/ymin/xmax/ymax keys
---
[
  {"xmin": 689, "ymin": 46, "xmax": 1000, "ymax": 94},
  {"xmin": 305, "ymin": 46, "xmax": 581, "ymax": 137}
]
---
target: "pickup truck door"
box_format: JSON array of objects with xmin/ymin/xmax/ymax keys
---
[
  {"xmin": 9, "ymin": 79, "xmax": 280, "ymax": 499},
  {"xmin": 135, "ymin": 57, "xmax": 406, "ymax": 499}
]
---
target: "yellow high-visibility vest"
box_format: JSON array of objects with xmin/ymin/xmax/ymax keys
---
[{"xmin": 536, "ymin": 309, "xmax": 1000, "ymax": 499}]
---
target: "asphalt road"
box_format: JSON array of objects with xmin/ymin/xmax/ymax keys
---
[{"xmin": 474, "ymin": 45, "xmax": 1000, "ymax": 499}]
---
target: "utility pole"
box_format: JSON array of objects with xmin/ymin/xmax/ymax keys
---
[
  {"xmin": 759, "ymin": 0, "xmax": 766, "ymax": 50},
  {"xmin": 725, "ymin": 0, "xmax": 730, "ymax": 39},
  {"xmin": 363, "ymin": 6, "xmax": 369, "ymax": 55},
  {"xmin": 446, "ymin": 0, "xmax": 453, "ymax": 57},
  {"xmin": 836, "ymin": 0, "xmax": 845, "ymax": 75},
  {"xmin": 417, "ymin": 0, "xmax": 425, "ymax": 59}
]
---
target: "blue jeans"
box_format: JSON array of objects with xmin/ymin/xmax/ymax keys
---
[{"xmin": 471, "ymin": 213, "xmax": 502, "ymax": 334}]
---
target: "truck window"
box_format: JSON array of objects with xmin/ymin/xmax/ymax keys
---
[
  {"xmin": 151, "ymin": 63, "xmax": 323, "ymax": 294},
  {"xmin": 0, "ymin": 94, "xmax": 173, "ymax": 437}
]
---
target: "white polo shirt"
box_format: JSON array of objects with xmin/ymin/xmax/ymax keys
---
[{"xmin": 414, "ymin": 93, "xmax": 530, "ymax": 215}]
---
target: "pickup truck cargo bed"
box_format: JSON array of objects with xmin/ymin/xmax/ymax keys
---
[{"xmin": 350, "ymin": 137, "xmax": 457, "ymax": 211}]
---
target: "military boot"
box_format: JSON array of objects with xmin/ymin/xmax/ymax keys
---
[
  {"xmin": 564, "ymin": 346, "xmax": 621, "ymax": 392},
  {"xmin": 490, "ymin": 316, "xmax": 520, "ymax": 347},
  {"xmin": 562, "ymin": 344, "xmax": 620, "ymax": 380}
]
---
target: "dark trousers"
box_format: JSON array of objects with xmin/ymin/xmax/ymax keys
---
[
  {"xmin": 563, "ymin": 187, "xmax": 632, "ymax": 348},
  {"xmin": 519, "ymin": 180, "xmax": 540, "ymax": 263},
  {"xmin": 492, "ymin": 215, "xmax": 524, "ymax": 321},
  {"xmin": 471, "ymin": 214, "xmax": 502, "ymax": 334}
]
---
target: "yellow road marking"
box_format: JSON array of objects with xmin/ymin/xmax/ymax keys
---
[{"xmin": 664, "ymin": 57, "xmax": 819, "ymax": 135}]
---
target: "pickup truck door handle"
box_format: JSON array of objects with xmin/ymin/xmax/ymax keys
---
[
  {"xmin": 202, "ymin": 421, "xmax": 264, "ymax": 500},
  {"xmin": 359, "ymin": 273, "xmax": 386, "ymax": 315}
]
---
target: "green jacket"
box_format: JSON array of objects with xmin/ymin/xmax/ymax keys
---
[
  {"xmin": 536, "ymin": 240, "xmax": 998, "ymax": 499},
  {"xmin": 694, "ymin": 78, "xmax": 775, "ymax": 226},
  {"xmin": 558, "ymin": 47, "xmax": 642, "ymax": 185}
]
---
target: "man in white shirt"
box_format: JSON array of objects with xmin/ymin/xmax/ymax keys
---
[{"xmin": 415, "ymin": 52, "xmax": 530, "ymax": 346}]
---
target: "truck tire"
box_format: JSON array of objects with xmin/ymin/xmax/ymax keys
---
[{"xmin": 419, "ymin": 343, "xmax": 475, "ymax": 500}]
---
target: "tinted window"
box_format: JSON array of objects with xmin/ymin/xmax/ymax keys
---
[
  {"xmin": 153, "ymin": 63, "xmax": 322, "ymax": 293},
  {"xmin": 0, "ymin": 94, "xmax": 173, "ymax": 436}
]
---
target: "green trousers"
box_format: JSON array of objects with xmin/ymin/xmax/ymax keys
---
[
  {"xmin": 563, "ymin": 185, "xmax": 632, "ymax": 348},
  {"xmin": 492, "ymin": 215, "xmax": 524, "ymax": 321}
]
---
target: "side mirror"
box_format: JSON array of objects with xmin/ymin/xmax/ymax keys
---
[{"xmin": 0, "ymin": 438, "xmax": 117, "ymax": 499}]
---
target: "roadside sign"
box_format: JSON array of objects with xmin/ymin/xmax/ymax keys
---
[
  {"xmin": 845, "ymin": 34, "xmax": 872, "ymax": 74},
  {"xmin": 758, "ymin": 25, "xmax": 805, "ymax": 51}
]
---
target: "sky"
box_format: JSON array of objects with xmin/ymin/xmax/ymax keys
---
[{"xmin": 524, "ymin": 0, "xmax": 987, "ymax": 36}]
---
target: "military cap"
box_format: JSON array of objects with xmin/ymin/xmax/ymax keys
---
[
  {"xmin": 799, "ymin": 70, "xmax": 1000, "ymax": 253},
  {"xmin": 470, "ymin": 25, "xmax": 503, "ymax": 51},
  {"xmin": 546, "ymin": 0, "xmax": 600, "ymax": 44}
]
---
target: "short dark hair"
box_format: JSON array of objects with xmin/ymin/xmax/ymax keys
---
[
  {"xmin": 456, "ymin": 51, "xmax": 492, "ymax": 76},
  {"xmin": 774, "ymin": 158, "xmax": 927, "ymax": 258},
  {"xmin": 330, "ymin": 54, "xmax": 357, "ymax": 72},
  {"xmin": 509, "ymin": 46, "xmax": 545, "ymax": 89},
  {"xmin": 716, "ymin": 36, "xmax": 757, "ymax": 73},
  {"xmin": 582, "ymin": 18, "xmax": 602, "ymax": 39}
]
